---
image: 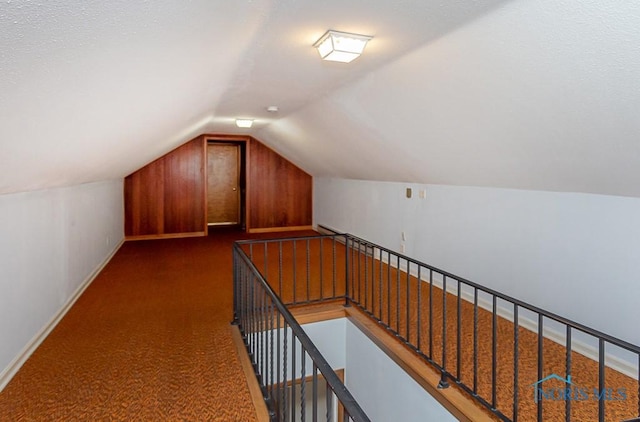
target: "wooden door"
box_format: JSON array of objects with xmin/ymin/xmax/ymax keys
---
[{"xmin": 207, "ymin": 143, "xmax": 240, "ymax": 225}]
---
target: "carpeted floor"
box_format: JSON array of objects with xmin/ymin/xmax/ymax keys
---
[
  {"xmin": 0, "ymin": 229, "xmax": 315, "ymax": 421},
  {"xmin": 1, "ymin": 231, "xmax": 637, "ymax": 421}
]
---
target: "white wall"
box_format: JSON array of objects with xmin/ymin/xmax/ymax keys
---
[
  {"xmin": 345, "ymin": 320, "xmax": 456, "ymax": 422},
  {"xmin": 314, "ymin": 177, "xmax": 640, "ymax": 347},
  {"xmin": 270, "ymin": 319, "xmax": 346, "ymax": 384},
  {"xmin": 297, "ymin": 318, "xmax": 455, "ymax": 421},
  {"xmin": 0, "ymin": 180, "xmax": 124, "ymax": 384}
]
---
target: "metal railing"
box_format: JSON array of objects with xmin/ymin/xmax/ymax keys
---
[
  {"xmin": 233, "ymin": 238, "xmax": 369, "ymax": 422},
  {"xmin": 233, "ymin": 230, "xmax": 640, "ymax": 422}
]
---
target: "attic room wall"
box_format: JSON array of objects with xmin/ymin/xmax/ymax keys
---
[
  {"xmin": 248, "ymin": 138, "xmax": 312, "ymax": 231},
  {"xmin": 124, "ymin": 135, "xmax": 312, "ymax": 237},
  {"xmin": 314, "ymin": 177, "xmax": 640, "ymax": 347},
  {"xmin": 0, "ymin": 181, "xmax": 123, "ymax": 387},
  {"xmin": 124, "ymin": 137, "xmax": 206, "ymax": 239}
]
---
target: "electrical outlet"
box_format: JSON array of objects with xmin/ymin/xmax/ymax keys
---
[{"xmin": 400, "ymin": 243, "xmax": 406, "ymax": 253}]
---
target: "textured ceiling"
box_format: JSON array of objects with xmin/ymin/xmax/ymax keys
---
[{"xmin": 2, "ymin": 0, "xmax": 640, "ymax": 197}]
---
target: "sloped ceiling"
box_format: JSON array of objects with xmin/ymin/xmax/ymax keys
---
[{"xmin": 2, "ymin": 0, "xmax": 640, "ymax": 197}]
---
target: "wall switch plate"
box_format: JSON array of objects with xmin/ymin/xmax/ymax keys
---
[
  {"xmin": 406, "ymin": 188, "xmax": 412, "ymax": 198},
  {"xmin": 419, "ymin": 189, "xmax": 426, "ymax": 199}
]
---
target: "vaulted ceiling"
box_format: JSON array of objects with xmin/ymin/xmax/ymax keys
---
[{"xmin": 2, "ymin": 1, "xmax": 640, "ymax": 196}]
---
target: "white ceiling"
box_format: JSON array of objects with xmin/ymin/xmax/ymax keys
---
[{"xmin": 2, "ymin": 0, "xmax": 640, "ymax": 197}]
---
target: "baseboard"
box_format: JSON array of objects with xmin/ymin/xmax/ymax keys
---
[
  {"xmin": 345, "ymin": 307, "xmax": 492, "ymax": 422},
  {"xmin": 371, "ymin": 248, "xmax": 638, "ymax": 378},
  {"xmin": 125, "ymin": 231, "xmax": 206, "ymax": 241},
  {"xmin": 248, "ymin": 225, "xmax": 313, "ymax": 234},
  {"xmin": 230, "ymin": 325, "xmax": 271, "ymax": 422},
  {"xmin": 315, "ymin": 224, "xmax": 342, "ymax": 235},
  {"xmin": 0, "ymin": 238, "xmax": 125, "ymax": 392}
]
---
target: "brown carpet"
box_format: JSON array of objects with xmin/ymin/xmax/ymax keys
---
[
  {"xmin": 2, "ymin": 232, "xmax": 637, "ymax": 421},
  {"xmin": 0, "ymin": 229, "xmax": 315, "ymax": 421}
]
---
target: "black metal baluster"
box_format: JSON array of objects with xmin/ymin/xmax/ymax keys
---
[
  {"xmin": 332, "ymin": 237, "xmax": 337, "ymax": 299},
  {"xmin": 396, "ymin": 255, "xmax": 400, "ymax": 334},
  {"xmin": 279, "ymin": 241, "xmax": 283, "ymax": 298},
  {"xmin": 301, "ymin": 348, "xmax": 306, "ymax": 422},
  {"xmin": 429, "ymin": 269, "xmax": 434, "ymax": 359},
  {"xmin": 269, "ymin": 298, "xmax": 275, "ymax": 410},
  {"xmin": 565, "ymin": 325, "xmax": 571, "ymax": 422},
  {"xmin": 319, "ymin": 238, "xmax": 324, "ymax": 301},
  {"xmin": 293, "ymin": 240, "xmax": 297, "ymax": 304},
  {"xmin": 346, "ymin": 237, "xmax": 351, "ymax": 302},
  {"xmin": 492, "ymin": 295, "xmax": 497, "ymax": 410},
  {"xmin": 406, "ymin": 261, "xmax": 411, "ymax": 343},
  {"xmin": 358, "ymin": 240, "xmax": 363, "ymax": 304},
  {"xmin": 344, "ymin": 237, "xmax": 350, "ymax": 307},
  {"xmin": 417, "ymin": 266, "xmax": 422, "ymax": 352},
  {"xmin": 306, "ymin": 239, "xmax": 311, "ymax": 303},
  {"xmin": 282, "ymin": 321, "xmax": 288, "ymax": 422},
  {"xmin": 249, "ymin": 276, "xmax": 255, "ymax": 368},
  {"xmin": 473, "ymin": 287, "xmax": 478, "ymax": 395},
  {"xmin": 312, "ymin": 363, "xmax": 318, "ymax": 422},
  {"xmin": 513, "ymin": 304, "xmax": 519, "ymax": 422},
  {"xmin": 379, "ymin": 250, "xmax": 383, "ymax": 320},
  {"xmin": 326, "ymin": 387, "xmax": 333, "ymax": 422},
  {"xmin": 276, "ymin": 304, "xmax": 282, "ymax": 420},
  {"xmin": 439, "ymin": 275, "xmax": 449, "ymax": 389},
  {"xmin": 387, "ymin": 251, "xmax": 391, "ymax": 325},
  {"xmin": 537, "ymin": 314, "xmax": 544, "ymax": 422},
  {"xmin": 352, "ymin": 240, "xmax": 357, "ymax": 303},
  {"xmin": 242, "ymin": 264, "xmax": 247, "ymax": 336},
  {"xmin": 232, "ymin": 249, "xmax": 238, "ymax": 324},
  {"xmin": 598, "ymin": 338, "xmax": 605, "ymax": 422},
  {"xmin": 264, "ymin": 242, "xmax": 268, "ymax": 283},
  {"xmin": 261, "ymin": 286, "xmax": 266, "ymax": 387},
  {"xmin": 364, "ymin": 242, "xmax": 369, "ymax": 310},
  {"xmin": 372, "ymin": 247, "xmax": 376, "ymax": 315},
  {"xmin": 292, "ymin": 337, "xmax": 296, "ymax": 421},
  {"xmin": 371, "ymin": 246, "xmax": 376, "ymax": 311},
  {"xmin": 265, "ymin": 297, "xmax": 271, "ymax": 404},
  {"xmin": 456, "ymin": 280, "xmax": 462, "ymax": 381}
]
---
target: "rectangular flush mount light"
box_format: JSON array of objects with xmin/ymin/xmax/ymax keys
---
[
  {"xmin": 235, "ymin": 119, "xmax": 253, "ymax": 128},
  {"xmin": 314, "ymin": 30, "xmax": 372, "ymax": 63}
]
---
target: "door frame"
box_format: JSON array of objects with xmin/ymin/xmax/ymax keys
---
[{"xmin": 203, "ymin": 135, "xmax": 251, "ymax": 234}]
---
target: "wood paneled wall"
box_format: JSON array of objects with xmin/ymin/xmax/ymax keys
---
[
  {"xmin": 124, "ymin": 138, "xmax": 205, "ymax": 239},
  {"xmin": 248, "ymin": 138, "xmax": 312, "ymax": 231},
  {"xmin": 124, "ymin": 134, "xmax": 312, "ymax": 239}
]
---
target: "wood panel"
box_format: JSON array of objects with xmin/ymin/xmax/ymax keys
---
[
  {"xmin": 125, "ymin": 134, "xmax": 312, "ymax": 238},
  {"xmin": 124, "ymin": 157, "xmax": 165, "ymax": 236},
  {"xmin": 124, "ymin": 137, "xmax": 205, "ymax": 239},
  {"xmin": 163, "ymin": 139, "xmax": 205, "ymax": 233},
  {"xmin": 248, "ymin": 139, "xmax": 312, "ymax": 230}
]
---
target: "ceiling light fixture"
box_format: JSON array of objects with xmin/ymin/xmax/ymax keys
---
[
  {"xmin": 313, "ymin": 30, "xmax": 373, "ymax": 63},
  {"xmin": 235, "ymin": 119, "xmax": 253, "ymax": 128}
]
